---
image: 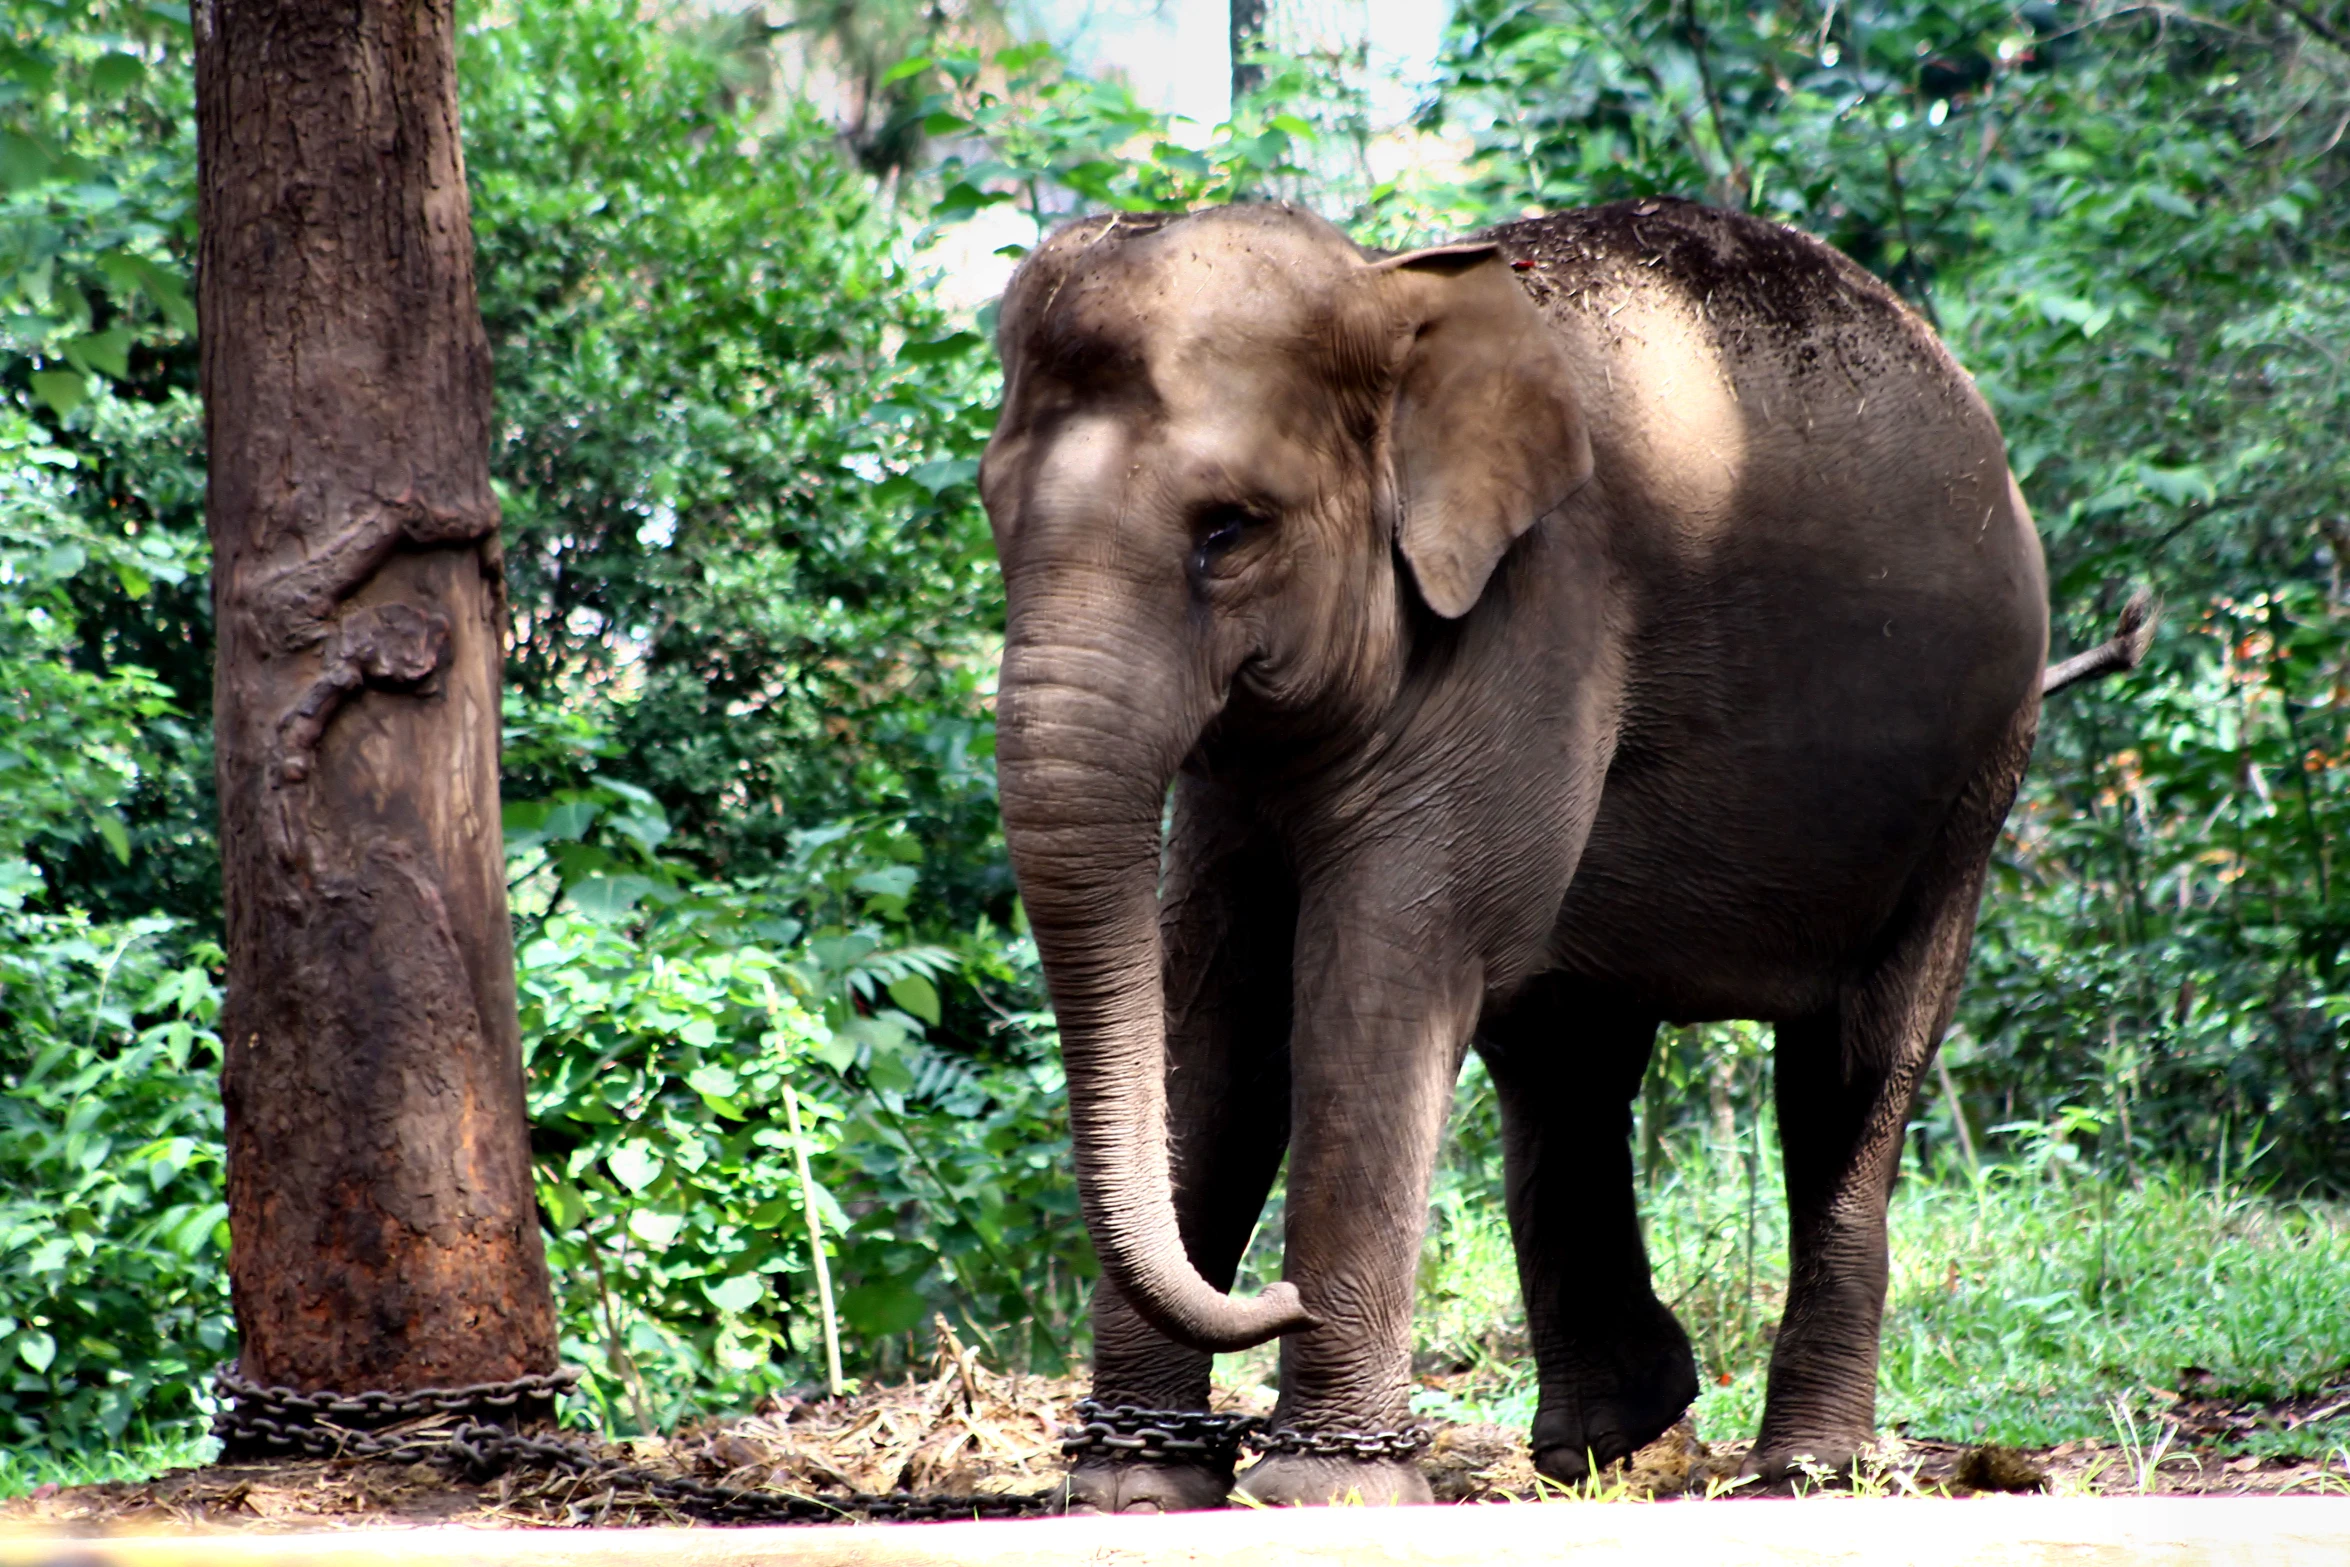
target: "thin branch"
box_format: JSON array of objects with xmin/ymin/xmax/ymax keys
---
[
  {"xmin": 1935, "ymin": 1049, "xmax": 1982, "ymax": 1175},
  {"xmin": 1558, "ymin": 0, "xmax": 1721, "ymax": 190},
  {"xmin": 2274, "ymin": 0, "xmax": 2350, "ymax": 51},
  {"xmin": 1679, "ymin": 0, "xmax": 1751, "ymax": 207},
  {"xmin": 1880, "ymin": 141, "xmax": 1944, "ymax": 332}
]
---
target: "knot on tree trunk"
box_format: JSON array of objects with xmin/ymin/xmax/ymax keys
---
[
  {"xmin": 249, "ymin": 491, "xmax": 500, "ymax": 654},
  {"xmin": 272, "ymin": 600, "xmax": 453, "ymax": 787}
]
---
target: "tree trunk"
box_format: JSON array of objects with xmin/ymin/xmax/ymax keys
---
[{"xmin": 195, "ymin": 0, "xmax": 557, "ymax": 1395}]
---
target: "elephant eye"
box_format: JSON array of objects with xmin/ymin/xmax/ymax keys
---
[{"xmin": 1192, "ymin": 503, "xmax": 1264, "ymax": 557}]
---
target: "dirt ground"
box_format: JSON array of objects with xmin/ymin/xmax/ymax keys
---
[{"xmin": 5, "ymin": 1330, "xmax": 2344, "ymax": 1533}]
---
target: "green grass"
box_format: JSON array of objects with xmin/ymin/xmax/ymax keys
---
[
  {"xmin": 1877, "ymin": 1167, "xmax": 2350, "ymax": 1447},
  {"xmin": 1407, "ymin": 1124, "xmax": 2350, "ymax": 1454},
  {"xmin": 0, "ymin": 1430, "xmax": 215, "ymax": 1500}
]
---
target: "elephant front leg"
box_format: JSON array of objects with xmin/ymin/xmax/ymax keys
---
[
  {"xmin": 1230, "ymin": 923, "xmax": 1477, "ymax": 1509},
  {"xmin": 1478, "ymin": 981, "xmax": 1696, "ymax": 1483},
  {"xmin": 1067, "ymin": 776, "xmax": 1293, "ymax": 1515}
]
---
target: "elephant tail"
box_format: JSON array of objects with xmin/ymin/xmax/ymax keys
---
[{"xmin": 2042, "ymin": 587, "xmax": 2158, "ymax": 699}]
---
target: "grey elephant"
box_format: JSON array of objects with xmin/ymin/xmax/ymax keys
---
[{"xmin": 981, "ymin": 198, "xmax": 2106, "ymax": 1511}]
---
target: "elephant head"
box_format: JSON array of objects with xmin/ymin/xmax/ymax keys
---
[{"xmin": 981, "ymin": 205, "xmax": 1594, "ymax": 1352}]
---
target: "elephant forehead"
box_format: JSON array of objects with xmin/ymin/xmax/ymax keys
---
[
  {"xmin": 1027, "ymin": 413, "xmax": 1132, "ymax": 513},
  {"xmin": 1024, "ymin": 399, "xmax": 1329, "ymax": 524},
  {"xmin": 1080, "ymin": 226, "xmax": 1348, "ymax": 356}
]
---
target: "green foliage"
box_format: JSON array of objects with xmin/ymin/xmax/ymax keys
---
[
  {"xmin": 1965, "ymin": 584, "xmax": 2350, "ymax": 1183},
  {"xmin": 504, "ymin": 754, "xmax": 1086, "ymax": 1429},
  {"xmin": 0, "ymin": 0, "xmax": 213, "ymax": 926},
  {"xmin": 464, "ymin": 0, "xmax": 1007, "ymax": 917},
  {"xmin": 0, "ymin": 915, "xmax": 226, "ymax": 1456},
  {"xmin": 0, "ymin": 28, "xmax": 222, "ymax": 1452},
  {"xmin": 455, "ymin": 0, "xmax": 1092, "ymax": 1418},
  {"xmin": 0, "ymin": 403, "xmax": 186, "ymax": 902},
  {"xmin": 910, "ymin": 41, "xmax": 1331, "ymax": 229},
  {"xmin": 0, "ymin": 0, "xmax": 196, "ymax": 419},
  {"xmin": 34, "ymin": 386, "xmax": 213, "ymax": 927}
]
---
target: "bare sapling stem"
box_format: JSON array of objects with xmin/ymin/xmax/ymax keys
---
[
  {"xmin": 1936, "ymin": 1048, "xmax": 1981, "ymax": 1176},
  {"xmin": 760, "ymin": 978, "xmax": 845, "ymax": 1395},
  {"xmin": 782, "ymin": 1077, "xmax": 844, "ymax": 1396},
  {"xmin": 588, "ymin": 1235, "xmax": 655, "ymax": 1434}
]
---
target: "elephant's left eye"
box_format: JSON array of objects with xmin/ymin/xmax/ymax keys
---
[{"xmin": 1192, "ymin": 503, "xmax": 1263, "ymax": 559}]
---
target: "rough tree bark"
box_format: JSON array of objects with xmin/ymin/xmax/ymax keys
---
[{"xmin": 195, "ymin": 0, "xmax": 557, "ymax": 1394}]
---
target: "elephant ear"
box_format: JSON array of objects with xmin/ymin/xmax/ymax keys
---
[{"xmin": 1370, "ymin": 243, "xmax": 1594, "ymax": 619}]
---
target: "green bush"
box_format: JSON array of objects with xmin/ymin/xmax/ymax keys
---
[
  {"xmin": 0, "ymin": 915, "xmax": 226, "ymax": 1456},
  {"xmin": 505, "ymin": 761, "xmax": 1087, "ymax": 1430},
  {"xmin": 464, "ymin": 0, "xmax": 1009, "ymax": 916}
]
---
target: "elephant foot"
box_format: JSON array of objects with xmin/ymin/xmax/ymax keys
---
[
  {"xmin": 1739, "ymin": 1433, "xmax": 1872, "ymax": 1487},
  {"xmin": 1231, "ymin": 1454, "xmax": 1433, "ymax": 1507},
  {"xmin": 1530, "ymin": 1333, "xmax": 1699, "ymax": 1483},
  {"xmin": 1060, "ymin": 1460, "xmax": 1233, "ymax": 1514}
]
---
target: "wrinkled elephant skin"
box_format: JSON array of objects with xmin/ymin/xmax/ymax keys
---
[{"xmin": 980, "ymin": 200, "xmax": 2048, "ymax": 1509}]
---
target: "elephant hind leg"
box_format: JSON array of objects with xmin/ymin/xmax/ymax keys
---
[
  {"xmin": 1750, "ymin": 700, "xmax": 2038, "ymax": 1481},
  {"xmin": 1478, "ymin": 980, "xmax": 1697, "ymax": 1484}
]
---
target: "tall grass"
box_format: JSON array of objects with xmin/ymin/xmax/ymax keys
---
[{"xmin": 1406, "ymin": 1065, "xmax": 2350, "ymax": 1451}]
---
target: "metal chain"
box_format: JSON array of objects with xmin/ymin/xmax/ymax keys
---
[
  {"xmin": 211, "ymin": 1369, "xmax": 578, "ymax": 1462},
  {"xmin": 213, "ymin": 1372, "xmax": 1431, "ymax": 1519},
  {"xmin": 1249, "ymin": 1424, "xmax": 1436, "ymax": 1463},
  {"xmin": 210, "ymin": 1368, "xmax": 1056, "ymax": 1525},
  {"xmin": 1058, "ymin": 1399, "xmax": 1432, "ymax": 1467},
  {"xmin": 1059, "ymin": 1400, "xmax": 1265, "ymax": 1465}
]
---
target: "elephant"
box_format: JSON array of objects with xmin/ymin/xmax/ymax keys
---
[{"xmin": 979, "ymin": 197, "xmax": 2079, "ymax": 1511}]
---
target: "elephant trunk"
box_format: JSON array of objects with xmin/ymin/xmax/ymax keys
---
[{"xmin": 995, "ymin": 635, "xmax": 1313, "ymax": 1355}]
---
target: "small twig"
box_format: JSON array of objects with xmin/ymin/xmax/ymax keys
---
[
  {"xmin": 1880, "ymin": 141, "xmax": 1943, "ymax": 332},
  {"xmin": 1680, "ymin": 0, "xmax": 1750, "ymax": 207},
  {"xmin": 81, "ymin": 929, "xmax": 140, "ymax": 1058},
  {"xmin": 586, "ymin": 1241, "xmax": 657, "ymax": 1436},
  {"xmin": 2274, "ymin": 0, "xmax": 2350, "ymax": 51},
  {"xmin": 760, "ymin": 979, "xmax": 846, "ymax": 1396}
]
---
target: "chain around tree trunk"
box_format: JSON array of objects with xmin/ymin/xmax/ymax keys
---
[
  {"xmin": 209, "ymin": 1369, "xmax": 1058, "ymax": 1525},
  {"xmin": 210, "ymin": 1368, "xmax": 577, "ymax": 1462},
  {"xmin": 213, "ymin": 1376, "xmax": 1431, "ymax": 1521}
]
